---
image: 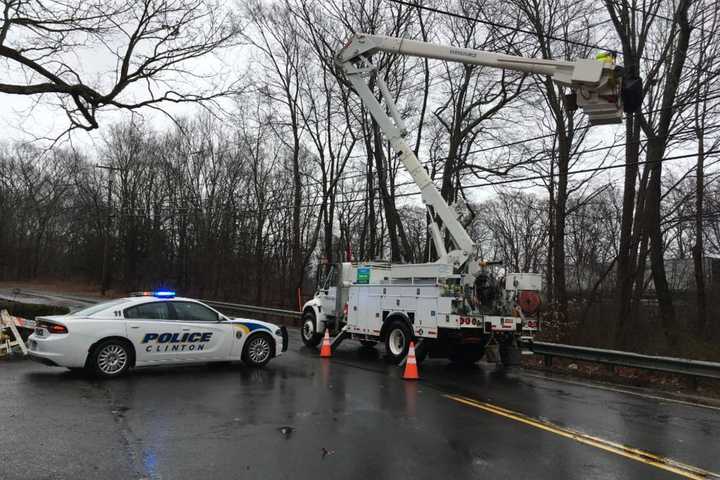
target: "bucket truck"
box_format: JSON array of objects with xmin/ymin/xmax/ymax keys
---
[{"xmin": 301, "ymin": 34, "xmax": 641, "ymax": 365}]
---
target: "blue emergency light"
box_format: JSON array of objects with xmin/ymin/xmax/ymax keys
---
[{"xmin": 153, "ymin": 290, "xmax": 176, "ymax": 298}]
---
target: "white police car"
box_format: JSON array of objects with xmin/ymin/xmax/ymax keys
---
[{"xmin": 27, "ymin": 291, "xmax": 289, "ymax": 378}]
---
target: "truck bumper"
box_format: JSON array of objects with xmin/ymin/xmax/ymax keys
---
[{"xmin": 447, "ymin": 314, "xmax": 538, "ymax": 333}]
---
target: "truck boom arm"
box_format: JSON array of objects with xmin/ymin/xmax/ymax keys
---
[{"xmin": 336, "ymin": 33, "xmax": 634, "ymax": 269}]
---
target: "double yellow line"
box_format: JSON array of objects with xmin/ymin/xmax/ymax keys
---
[{"xmin": 446, "ymin": 394, "xmax": 720, "ymax": 480}]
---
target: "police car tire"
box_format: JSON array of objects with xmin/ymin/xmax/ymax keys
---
[
  {"xmin": 88, "ymin": 339, "xmax": 132, "ymax": 378},
  {"xmin": 301, "ymin": 311, "xmax": 322, "ymax": 348},
  {"xmin": 242, "ymin": 333, "xmax": 274, "ymax": 367}
]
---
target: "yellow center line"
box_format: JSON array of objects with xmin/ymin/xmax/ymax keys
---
[{"xmin": 445, "ymin": 394, "xmax": 720, "ymax": 480}]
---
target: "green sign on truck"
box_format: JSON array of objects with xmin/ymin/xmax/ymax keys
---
[{"xmin": 356, "ymin": 267, "xmax": 370, "ymax": 284}]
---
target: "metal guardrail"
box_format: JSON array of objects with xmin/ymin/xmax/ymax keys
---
[
  {"xmin": 202, "ymin": 300, "xmax": 302, "ymax": 319},
  {"xmin": 203, "ymin": 300, "xmax": 720, "ymax": 381},
  {"xmin": 531, "ymin": 341, "xmax": 720, "ymax": 381},
  {"xmin": 12, "ymin": 290, "xmax": 720, "ymax": 381}
]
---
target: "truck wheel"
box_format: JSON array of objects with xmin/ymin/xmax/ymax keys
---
[
  {"xmin": 499, "ymin": 342, "xmax": 521, "ymax": 366},
  {"xmin": 449, "ymin": 345, "xmax": 485, "ymax": 365},
  {"xmin": 415, "ymin": 346, "xmax": 428, "ymax": 364},
  {"xmin": 242, "ymin": 333, "xmax": 273, "ymax": 367},
  {"xmin": 301, "ymin": 311, "xmax": 322, "ymax": 348},
  {"xmin": 88, "ymin": 339, "xmax": 132, "ymax": 378},
  {"xmin": 384, "ymin": 320, "xmax": 412, "ymax": 364}
]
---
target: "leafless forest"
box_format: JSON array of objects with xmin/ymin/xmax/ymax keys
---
[{"xmin": 1, "ymin": 0, "xmax": 719, "ymax": 356}]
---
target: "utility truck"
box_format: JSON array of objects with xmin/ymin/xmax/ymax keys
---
[{"xmin": 301, "ymin": 34, "xmax": 641, "ymax": 364}]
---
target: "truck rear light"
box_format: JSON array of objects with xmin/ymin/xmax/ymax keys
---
[
  {"xmin": 343, "ymin": 303, "xmax": 349, "ymax": 319},
  {"xmin": 37, "ymin": 321, "xmax": 68, "ymax": 334}
]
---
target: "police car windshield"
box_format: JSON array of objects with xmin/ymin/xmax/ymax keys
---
[{"xmin": 70, "ymin": 298, "xmax": 127, "ymax": 317}]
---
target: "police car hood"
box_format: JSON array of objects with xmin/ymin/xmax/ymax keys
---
[{"xmin": 227, "ymin": 318, "xmax": 279, "ymax": 334}]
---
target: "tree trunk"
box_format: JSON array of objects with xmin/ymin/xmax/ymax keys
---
[
  {"xmin": 644, "ymin": 139, "xmax": 676, "ymax": 345},
  {"xmin": 553, "ymin": 136, "xmax": 569, "ymax": 322},
  {"xmin": 546, "ymin": 160, "xmax": 555, "ymax": 302},
  {"xmin": 615, "ymin": 115, "xmax": 642, "ymax": 334},
  {"xmin": 291, "ymin": 112, "xmax": 303, "ymax": 294},
  {"xmin": 692, "ymin": 135, "xmax": 706, "ymax": 331},
  {"xmin": 372, "ymin": 122, "xmax": 401, "ymax": 261}
]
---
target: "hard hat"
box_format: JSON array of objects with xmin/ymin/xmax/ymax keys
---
[{"xmin": 596, "ymin": 52, "xmax": 615, "ymax": 64}]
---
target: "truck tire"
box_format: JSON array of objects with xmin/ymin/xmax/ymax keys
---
[
  {"xmin": 301, "ymin": 311, "xmax": 322, "ymax": 348},
  {"xmin": 449, "ymin": 345, "xmax": 485, "ymax": 365},
  {"xmin": 415, "ymin": 345, "xmax": 428, "ymax": 364},
  {"xmin": 499, "ymin": 342, "xmax": 521, "ymax": 366},
  {"xmin": 384, "ymin": 320, "xmax": 413, "ymax": 364}
]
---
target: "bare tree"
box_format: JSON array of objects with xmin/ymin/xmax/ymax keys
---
[
  {"xmin": 473, "ymin": 190, "xmax": 548, "ymax": 273},
  {"xmin": 688, "ymin": 2, "xmax": 720, "ymax": 333},
  {"xmin": 605, "ymin": 0, "xmax": 699, "ymax": 345},
  {"xmin": 511, "ymin": 0, "xmax": 598, "ymax": 321},
  {"xmin": 0, "ymin": 0, "xmax": 241, "ymax": 134}
]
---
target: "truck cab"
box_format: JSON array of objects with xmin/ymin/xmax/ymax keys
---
[{"xmin": 301, "ymin": 263, "xmax": 347, "ymax": 347}]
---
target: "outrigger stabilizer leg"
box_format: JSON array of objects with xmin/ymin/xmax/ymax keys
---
[{"xmin": 330, "ymin": 326, "xmax": 350, "ymax": 350}]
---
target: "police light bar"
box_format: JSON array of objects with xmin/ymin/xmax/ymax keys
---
[
  {"xmin": 129, "ymin": 290, "xmax": 176, "ymax": 298},
  {"xmin": 153, "ymin": 290, "xmax": 176, "ymax": 298}
]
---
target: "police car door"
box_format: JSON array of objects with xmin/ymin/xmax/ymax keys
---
[
  {"xmin": 167, "ymin": 301, "xmax": 233, "ymax": 362},
  {"xmin": 124, "ymin": 301, "xmax": 178, "ymax": 365}
]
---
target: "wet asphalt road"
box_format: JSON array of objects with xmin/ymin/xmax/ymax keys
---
[{"xmin": 2, "ymin": 329, "xmax": 720, "ymax": 480}]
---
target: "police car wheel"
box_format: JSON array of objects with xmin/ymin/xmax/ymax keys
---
[
  {"xmin": 243, "ymin": 334, "xmax": 273, "ymax": 367},
  {"xmin": 89, "ymin": 340, "xmax": 132, "ymax": 378},
  {"xmin": 301, "ymin": 312, "xmax": 322, "ymax": 348}
]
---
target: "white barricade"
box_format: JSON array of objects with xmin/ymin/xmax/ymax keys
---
[{"xmin": 0, "ymin": 310, "xmax": 29, "ymax": 356}]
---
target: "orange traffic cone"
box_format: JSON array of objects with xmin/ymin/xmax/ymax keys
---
[
  {"xmin": 403, "ymin": 341, "xmax": 419, "ymax": 380},
  {"xmin": 320, "ymin": 329, "xmax": 332, "ymax": 358}
]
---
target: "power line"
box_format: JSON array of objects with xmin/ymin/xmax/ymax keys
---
[
  {"xmin": 163, "ymin": 60, "xmax": 720, "ymax": 185},
  {"xmin": 294, "ymin": 123, "xmax": 719, "ymax": 193},
  {"xmin": 92, "ymin": 116, "xmax": 714, "ymax": 211},
  {"xmin": 170, "ymin": 84, "xmax": 720, "ymax": 194},
  {"xmin": 389, "ymin": 0, "xmax": 609, "ymax": 52},
  {"xmin": 108, "ymin": 149, "xmax": 720, "ymax": 217},
  {"xmin": 385, "ymin": 149, "xmax": 720, "ymax": 200},
  {"xmin": 388, "ymin": 0, "xmax": 720, "ymax": 78}
]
